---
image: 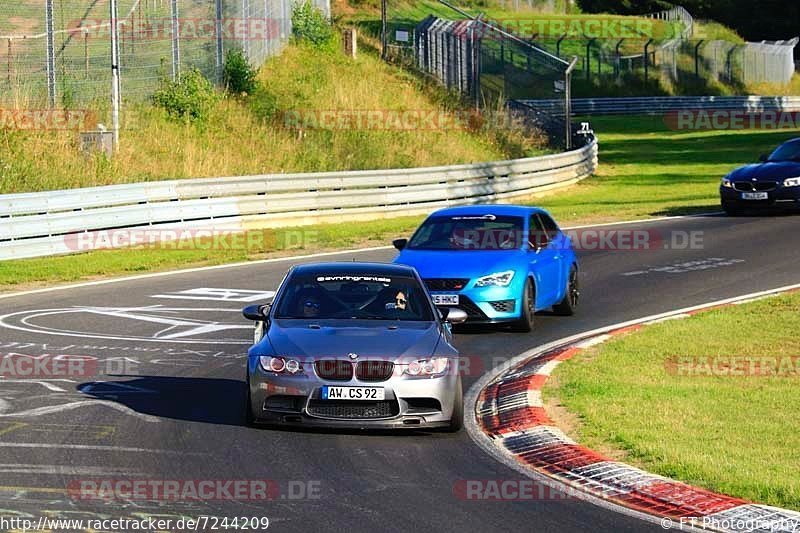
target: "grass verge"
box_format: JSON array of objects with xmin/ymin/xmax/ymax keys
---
[
  {"xmin": 0, "ymin": 39, "xmax": 544, "ymax": 194},
  {"xmin": 2, "ymin": 114, "xmax": 796, "ymax": 291},
  {"xmin": 544, "ymin": 292, "xmax": 800, "ymax": 511}
]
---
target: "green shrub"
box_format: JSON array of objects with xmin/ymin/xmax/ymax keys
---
[
  {"xmin": 223, "ymin": 48, "xmax": 258, "ymax": 95},
  {"xmin": 152, "ymin": 68, "xmax": 219, "ymax": 122},
  {"xmin": 291, "ymin": 1, "xmax": 334, "ymax": 49}
]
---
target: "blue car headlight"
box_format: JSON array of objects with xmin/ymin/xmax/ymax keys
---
[
  {"xmin": 474, "ymin": 270, "xmax": 515, "ymax": 287},
  {"xmin": 721, "ymin": 177, "xmax": 733, "ymax": 188},
  {"xmin": 783, "ymin": 177, "xmax": 800, "ymax": 187}
]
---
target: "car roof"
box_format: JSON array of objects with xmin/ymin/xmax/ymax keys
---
[
  {"xmin": 428, "ymin": 204, "xmax": 545, "ymax": 217},
  {"xmin": 291, "ymin": 262, "xmax": 418, "ymax": 277}
]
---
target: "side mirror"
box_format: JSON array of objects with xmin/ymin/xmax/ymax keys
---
[
  {"xmin": 444, "ymin": 308, "xmax": 467, "ymax": 325},
  {"xmin": 243, "ymin": 303, "xmax": 270, "ymax": 321},
  {"xmin": 758, "ymin": 154, "xmax": 768, "ymax": 163},
  {"xmin": 529, "ymin": 241, "xmax": 546, "ymax": 253},
  {"xmin": 393, "ymin": 238, "xmax": 408, "ymax": 251}
]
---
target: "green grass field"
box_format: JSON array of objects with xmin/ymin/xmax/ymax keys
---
[
  {"xmin": 2, "ymin": 114, "xmax": 796, "ymax": 290},
  {"xmin": 544, "ymin": 292, "xmax": 800, "ymax": 510},
  {"xmin": 533, "ymin": 115, "xmax": 799, "ymax": 222}
]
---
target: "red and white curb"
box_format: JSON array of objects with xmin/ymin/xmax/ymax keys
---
[{"xmin": 465, "ymin": 283, "xmax": 800, "ymax": 533}]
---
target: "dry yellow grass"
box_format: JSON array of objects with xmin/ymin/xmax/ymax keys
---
[{"xmin": 0, "ymin": 40, "xmax": 546, "ymax": 194}]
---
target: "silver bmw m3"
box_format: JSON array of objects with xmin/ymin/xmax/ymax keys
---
[{"xmin": 242, "ymin": 262, "xmax": 467, "ymax": 431}]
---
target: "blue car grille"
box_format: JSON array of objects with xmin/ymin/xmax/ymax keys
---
[
  {"xmin": 424, "ymin": 278, "xmax": 470, "ymax": 291},
  {"xmin": 458, "ymin": 296, "xmax": 489, "ymax": 320},
  {"xmin": 315, "ymin": 360, "xmax": 353, "ymax": 381},
  {"xmin": 489, "ymin": 299, "xmax": 515, "ymax": 313}
]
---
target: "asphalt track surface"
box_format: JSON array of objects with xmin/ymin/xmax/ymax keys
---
[{"xmin": 0, "ymin": 213, "xmax": 798, "ymax": 532}]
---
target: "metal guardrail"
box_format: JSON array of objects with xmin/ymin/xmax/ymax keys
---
[
  {"xmin": 0, "ymin": 137, "xmax": 598, "ymax": 261},
  {"xmin": 519, "ymin": 96, "xmax": 800, "ymax": 116}
]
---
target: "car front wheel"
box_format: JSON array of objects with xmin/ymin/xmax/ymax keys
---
[
  {"xmin": 553, "ymin": 264, "xmax": 579, "ymax": 316},
  {"xmin": 511, "ymin": 278, "xmax": 535, "ymax": 333}
]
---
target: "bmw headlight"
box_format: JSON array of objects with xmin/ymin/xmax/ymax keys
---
[
  {"xmin": 404, "ymin": 357, "xmax": 449, "ymax": 377},
  {"xmin": 721, "ymin": 177, "xmax": 733, "ymax": 188},
  {"xmin": 474, "ymin": 270, "xmax": 515, "ymax": 287},
  {"xmin": 259, "ymin": 356, "xmax": 303, "ymax": 375},
  {"xmin": 783, "ymin": 177, "xmax": 800, "ymax": 187}
]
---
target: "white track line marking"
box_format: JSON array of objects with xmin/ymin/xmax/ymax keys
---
[
  {"xmin": 0, "ymin": 400, "xmax": 160, "ymax": 422},
  {"xmin": 0, "ymin": 442, "xmax": 203, "ymax": 454}
]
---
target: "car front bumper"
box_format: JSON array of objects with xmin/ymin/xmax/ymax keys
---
[
  {"xmin": 430, "ymin": 285, "xmax": 522, "ymax": 323},
  {"xmin": 247, "ymin": 361, "xmax": 460, "ymax": 429},
  {"xmin": 720, "ymin": 186, "xmax": 800, "ymax": 209}
]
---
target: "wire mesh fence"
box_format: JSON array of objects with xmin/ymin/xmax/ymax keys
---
[
  {"xmin": 0, "ymin": 0, "xmax": 329, "ymax": 109},
  {"xmin": 388, "ymin": 1, "xmax": 797, "ymax": 112}
]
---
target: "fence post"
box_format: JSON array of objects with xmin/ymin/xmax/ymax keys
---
[
  {"xmin": 264, "ymin": 0, "xmax": 269, "ymax": 59},
  {"xmin": 84, "ymin": 29, "xmax": 90, "ymax": 79},
  {"xmin": 6, "ymin": 38, "xmax": 11, "ymax": 85},
  {"xmin": 585, "ymin": 38, "xmax": 596, "ymax": 81},
  {"xmin": 565, "ymin": 56, "xmax": 578, "ymax": 150},
  {"xmin": 614, "ymin": 38, "xmax": 624, "ymax": 78},
  {"xmin": 215, "ymin": 0, "xmax": 224, "ymax": 83},
  {"xmin": 45, "ymin": 0, "xmax": 57, "ymax": 107},
  {"xmin": 644, "ymin": 38, "xmax": 653, "ymax": 83},
  {"xmin": 110, "ymin": 0, "xmax": 121, "ymax": 149},
  {"xmin": 170, "ymin": 0, "xmax": 180, "ymax": 79},
  {"xmin": 130, "ymin": 14, "xmax": 136, "ymax": 54},
  {"xmin": 694, "ymin": 39, "xmax": 703, "ymax": 78},
  {"xmin": 556, "ymin": 34, "xmax": 566, "ymax": 57},
  {"xmin": 242, "ymin": 0, "xmax": 250, "ymax": 59},
  {"xmin": 381, "ymin": 0, "xmax": 387, "ymax": 59}
]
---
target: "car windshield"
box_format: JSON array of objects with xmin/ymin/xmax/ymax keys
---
[
  {"xmin": 768, "ymin": 140, "xmax": 800, "ymax": 162},
  {"xmin": 274, "ymin": 272, "xmax": 434, "ymax": 321},
  {"xmin": 407, "ymin": 214, "xmax": 524, "ymax": 251}
]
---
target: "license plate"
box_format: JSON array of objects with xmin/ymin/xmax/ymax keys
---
[
  {"xmin": 321, "ymin": 386, "xmax": 385, "ymax": 401},
  {"xmin": 742, "ymin": 192, "xmax": 768, "ymax": 200},
  {"xmin": 431, "ymin": 294, "xmax": 459, "ymax": 306}
]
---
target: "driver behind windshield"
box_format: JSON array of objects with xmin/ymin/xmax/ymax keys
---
[{"xmin": 275, "ymin": 275, "xmax": 432, "ymax": 321}]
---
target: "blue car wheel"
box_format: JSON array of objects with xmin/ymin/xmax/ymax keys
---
[
  {"xmin": 553, "ymin": 264, "xmax": 579, "ymax": 316},
  {"xmin": 511, "ymin": 278, "xmax": 535, "ymax": 332}
]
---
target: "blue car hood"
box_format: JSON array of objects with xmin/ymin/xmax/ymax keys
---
[
  {"xmin": 266, "ymin": 320, "xmax": 441, "ymax": 361},
  {"xmin": 729, "ymin": 161, "xmax": 800, "ymax": 180},
  {"xmin": 395, "ymin": 249, "xmax": 525, "ymax": 279}
]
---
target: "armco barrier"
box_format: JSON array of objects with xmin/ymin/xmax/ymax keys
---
[
  {"xmin": 0, "ymin": 137, "xmax": 597, "ymax": 261},
  {"xmin": 518, "ymin": 96, "xmax": 800, "ymax": 116}
]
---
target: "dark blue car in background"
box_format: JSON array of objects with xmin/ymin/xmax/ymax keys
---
[
  {"xmin": 392, "ymin": 205, "xmax": 579, "ymax": 332},
  {"xmin": 720, "ymin": 137, "xmax": 800, "ymax": 215}
]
